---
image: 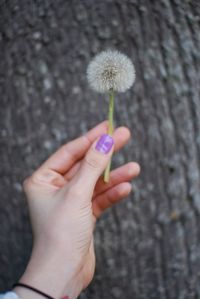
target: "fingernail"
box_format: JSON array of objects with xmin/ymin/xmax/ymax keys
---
[{"xmin": 95, "ymin": 134, "xmax": 114, "ymax": 154}]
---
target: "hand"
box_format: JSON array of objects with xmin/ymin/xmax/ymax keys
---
[{"xmin": 14, "ymin": 121, "xmax": 140, "ymax": 299}]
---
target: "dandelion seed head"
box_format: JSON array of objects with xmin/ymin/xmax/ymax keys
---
[{"xmin": 87, "ymin": 50, "xmax": 135, "ymax": 93}]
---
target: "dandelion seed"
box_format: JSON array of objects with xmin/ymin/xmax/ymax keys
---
[
  {"xmin": 87, "ymin": 50, "xmax": 136, "ymax": 183},
  {"xmin": 87, "ymin": 49, "xmax": 135, "ymax": 93}
]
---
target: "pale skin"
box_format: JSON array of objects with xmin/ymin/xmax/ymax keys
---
[{"xmin": 13, "ymin": 120, "xmax": 140, "ymax": 299}]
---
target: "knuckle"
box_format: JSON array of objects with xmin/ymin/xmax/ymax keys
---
[
  {"xmin": 85, "ymin": 157, "xmax": 99, "ymax": 169},
  {"xmin": 85, "ymin": 151, "xmax": 102, "ymax": 170},
  {"xmin": 22, "ymin": 172, "xmax": 39, "ymax": 192},
  {"xmin": 22, "ymin": 176, "xmax": 32, "ymax": 192}
]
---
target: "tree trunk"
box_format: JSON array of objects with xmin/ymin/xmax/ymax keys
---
[{"xmin": 0, "ymin": 0, "xmax": 200, "ymax": 298}]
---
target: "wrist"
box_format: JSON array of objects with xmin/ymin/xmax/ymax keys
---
[
  {"xmin": 15, "ymin": 246, "xmax": 83, "ymax": 299},
  {"xmin": 13, "ymin": 287, "xmax": 47, "ymax": 299}
]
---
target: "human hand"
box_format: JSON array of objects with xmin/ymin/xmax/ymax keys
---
[{"xmin": 14, "ymin": 121, "xmax": 140, "ymax": 299}]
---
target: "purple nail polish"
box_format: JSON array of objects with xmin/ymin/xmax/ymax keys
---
[{"xmin": 95, "ymin": 134, "xmax": 114, "ymax": 154}]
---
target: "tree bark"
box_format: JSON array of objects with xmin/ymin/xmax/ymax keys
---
[{"xmin": 0, "ymin": 0, "xmax": 200, "ymax": 298}]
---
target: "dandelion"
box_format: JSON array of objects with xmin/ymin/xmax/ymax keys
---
[
  {"xmin": 87, "ymin": 49, "xmax": 136, "ymax": 182},
  {"xmin": 87, "ymin": 50, "xmax": 135, "ymax": 93}
]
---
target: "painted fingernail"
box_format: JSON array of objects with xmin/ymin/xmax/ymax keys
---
[{"xmin": 95, "ymin": 134, "xmax": 114, "ymax": 154}]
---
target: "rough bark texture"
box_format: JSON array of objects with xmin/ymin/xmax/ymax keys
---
[{"xmin": 0, "ymin": 0, "xmax": 200, "ymax": 298}]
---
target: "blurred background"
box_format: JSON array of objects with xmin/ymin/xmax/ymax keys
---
[{"xmin": 0, "ymin": 0, "xmax": 200, "ymax": 298}]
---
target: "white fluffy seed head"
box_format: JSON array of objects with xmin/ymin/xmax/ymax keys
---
[{"xmin": 87, "ymin": 49, "xmax": 135, "ymax": 93}]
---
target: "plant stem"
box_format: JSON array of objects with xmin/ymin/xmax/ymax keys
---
[{"xmin": 104, "ymin": 89, "xmax": 114, "ymax": 183}]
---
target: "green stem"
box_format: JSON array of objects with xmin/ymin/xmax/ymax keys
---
[{"xmin": 104, "ymin": 89, "xmax": 114, "ymax": 183}]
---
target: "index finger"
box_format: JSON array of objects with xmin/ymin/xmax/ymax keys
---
[{"xmin": 38, "ymin": 120, "xmax": 109, "ymax": 174}]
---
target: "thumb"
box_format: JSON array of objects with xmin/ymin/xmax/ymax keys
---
[{"xmin": 69, "ymin": 134, "xmax": 114, "ymax": 196}]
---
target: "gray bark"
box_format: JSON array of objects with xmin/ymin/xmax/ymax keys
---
[{"xmin": 0, "ymin": 0, "xmax": 200, "ymax": 298}]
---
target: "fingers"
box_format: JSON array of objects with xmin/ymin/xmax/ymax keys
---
[
  {"xmin": 64, "ymin": 126, "xmax": 131, "ymax": 181},
  {"xmin": 67, "ymin": 134, "xmax": 115, "ymax": 198},
  {"xmin": 112, "ymin": 126, "xmax": 131, "ymax": 152},
  {"xmin": 38, "ymin": 121, "xmax": 109, "ymax": 174},
  {"xmin": 92, "ymin": 182, "xmax": 132, "ymax": 218},
  {"xmin": 93, "ymin": 162, "xmax": 140, "ymax": 197}
]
